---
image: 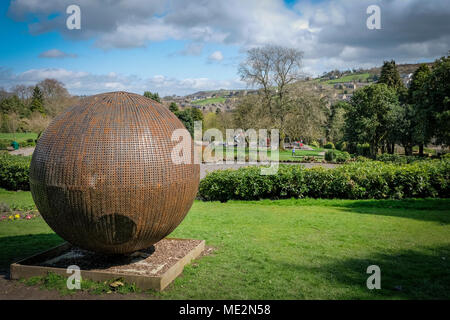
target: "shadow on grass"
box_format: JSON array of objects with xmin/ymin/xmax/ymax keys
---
[
  {"xmin": 278, "ymin": 244, "xmax": 450, "ymax": 299},
  {"xmin": 244, "ymin": 198, "xmax": 450, "ymax": 224},
  {"xmin": 0, "ymin": 233, "xmax": 63, "ymax": 273}
]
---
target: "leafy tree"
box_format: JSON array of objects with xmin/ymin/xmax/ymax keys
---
[
  {"xmin": 173, "ymin": 107, "xmax": 203, "ymax": 137},
  {"xmin": 407, "ymin": 64, "xmax": 432, "ymax": 155},
  {"xmin": 344, "ymin": 84, "xmax": 400, "ymax": 158},
  {"xmin": 326, "ymin": 101, "xmax": 348, "ymax": 144},
  {"xmin": 30, "ymin": 85, "xmax": 45, "ymax": 114},
  {"xmin": 169, "ymin": 102, "xmax": 179, "ymax": 113},
  {"xmin": 422, "ymin": 56, "xmax": 450, "ymax": 147},
  {"xmin": 190, "ymin": 107, "xmax": 203, "ymax": 122},
  {"xmin": 0, "ymin": 95, "xmax": 29, "ymax": 117},
  {"xmin": 143, "ymin": 91, "xmax": 161, "ymax": 103},
  {"xmin": 174, "ymin": 109, "xmax": 194, "ymax": 136}
]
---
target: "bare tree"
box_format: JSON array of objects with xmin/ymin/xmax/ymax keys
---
[
  {"xmin": 238, "ymin": 45, "xmax": 304, "ymax": 147},
  {"xmin": 37, "ymin": 79, "xmax": 75, "ymax": 116}
]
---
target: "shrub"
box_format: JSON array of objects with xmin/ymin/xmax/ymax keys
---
[
  {"xmin": 0, "ymin": 139, "xmax": 10, "ymax": 150},
  {"xmin": 336, "ymin": 151, "xmax": 351, "ymax": 163},
  {"xmin": 310, "ymin": 141, "xmax": 320, "ymax": 148},
  {"xmin": 0, "ymin": 154, "xmax": 31, "ymax": 191},
  {"xmin": 376, "ymin": 153, "xmax": 420, "ymax": 164},
  {"xmin": 198, "ymin": 160, "xmax": 450, "ymax": 201},
  {"xmin": 354, "ymin": 155, "xmax": 371, "ymax": 162},
  {"xmin": 335, "ymin": 141, "xmax": 347, "ymax": 151},
  {"xmin": 325, "ymin": 150, "xmax": 337, "ymax": 161},
  {"xmin": 324, "ymin": 142, "xmax": 335, "ymax": 149},
  {"xmin": 356, "ymin": 143, "xmax": 371, "ymax": 157}
]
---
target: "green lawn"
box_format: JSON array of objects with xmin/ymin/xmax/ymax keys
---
[
  {"xmin": 0, "ymin": 188, "xmax": 35, "ymax": 210},
  {"xmin": 192, "ymin": 97, "xmax": 227, "ymax": 106},
  {"xmin": 1, "ymin": 190, "xmax": 449, "ymax": 299},
  {"xmin": 325, "ymin": 73, "xmax": 371, "ymax": 84},
  {"xmin": 0, "ymin": 132, "xmax": 37, "ymax": 143},
  {"xmin": 208, "ymin": 146, "xmax": 332, "ymax": 161}
]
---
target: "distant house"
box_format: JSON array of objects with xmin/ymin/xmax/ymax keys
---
[{"xmin": 344, "ymin": 82, "xmax": 357, "ymax": 89}]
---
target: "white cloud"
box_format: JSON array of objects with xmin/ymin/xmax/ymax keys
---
[
  {"xmin": 38, "ymin": 49, "xmax": 77, "ymax": 58},
  {"xmin": 0, "ymin": 67, "xmax": 246, "ymax": 96},
  {"xmin": 7, "ymin": 0, "xmax": 450, "ymax": 75},
  {"xmin": 208, "ymin": 51, "xmax": 224, "ymax": 62}
]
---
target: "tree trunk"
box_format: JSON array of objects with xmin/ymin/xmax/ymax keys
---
[
  {"xmin": 404, "ymin": 145, "xmax": 413, "ymax": 156},
  {"xmin": 419, "ymin": 144, "xmax": 424, "ymax": 156},
  {"xmin": 389, "ymin": 143, "xmax": 395, "ymax": 154}
]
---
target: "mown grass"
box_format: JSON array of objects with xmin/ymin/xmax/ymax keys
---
[
  {"xmin": 325, "ymin": 73, "xmax": 371, "ymax": 84},
  {"xmin": 192, "ymin": 97, "xmax": 227, "ymax": 105},
  {"xmin": 21, "ymin": 272, "xmax": 140, "ymax": 296},
  {"xmin": 1, "ymin": 196, "xmax": 449, "ymax": 299},
  {"xmin": 207, "ymin": 146, "xmax": 333, "ymax": 161},
  {"xmin": 0, "ymin": 132, "xmax": 37, "ymax": 143},
  {"xmin": 0, "ymin": 188, "xmax": 35, "ymax": 210}
]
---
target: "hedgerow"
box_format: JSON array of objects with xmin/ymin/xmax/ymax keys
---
[
  {"xmin": 0, "ymin": 153, "xmax": 31, "ymax": 191},
  {"xmin": 199, "ymin": 160, "xmax": 450, "ymax": 201}
]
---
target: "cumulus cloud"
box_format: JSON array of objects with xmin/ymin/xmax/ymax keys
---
[
  {"xmin": 38, "ymin": 49, "xmax": 77, "ymax": 58},
  {"xmin": 208, "ymin": 51, "xmax": 224, "ymax": 62},
  {"xmin": 7, "ymin": 0, "xmax": 450, "ymax": 75},
  {"xmin": 0, "ymin": 67, "xmax": 246, "ymax": 96}
]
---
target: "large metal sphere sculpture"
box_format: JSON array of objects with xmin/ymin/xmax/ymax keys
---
[{"xmin": 30, "ymin": 91, "xmax": 199, "ymax": 254}]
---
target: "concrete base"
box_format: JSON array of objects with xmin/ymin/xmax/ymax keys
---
[{"xmin": 10, "ymin": 238, "xmax": 205, "ymax": 291}]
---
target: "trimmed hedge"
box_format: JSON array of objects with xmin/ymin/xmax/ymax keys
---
[
  {"xmin": 376, "ymin": 153, "xmax": 423, "ymax": 164},
  {"xmin": 199, "ymin": 160, "xmax": 450, "ymax": 201},
  {"xmin": 0, "ymin": 154, "xmax": 31, "ymax": 191}
]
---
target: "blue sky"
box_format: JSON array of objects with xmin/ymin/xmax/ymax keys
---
[{"xmin": 1, "ymin": 0, "xmax": 449, "ymax": 96}]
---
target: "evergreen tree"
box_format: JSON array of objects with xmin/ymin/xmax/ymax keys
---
[
  {"xmin": 143, "ymin": 91, "xmax": 161, "ymax": 103},
  {"xmin": 378, "ymin": 60, "xmax": 404, "ymax": 91},
  {"xmin": 30, "ymin": 85, "xmax": 45, "ymax": 114}
]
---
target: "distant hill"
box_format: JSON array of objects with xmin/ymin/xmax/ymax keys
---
[{"xmin": 367, "ymin": 62, "xmax": 435, "ymax": 76}]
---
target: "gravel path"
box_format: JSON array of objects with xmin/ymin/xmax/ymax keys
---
[{"xmin": 8, "ymin": 147, "xmax": 35, "ymax": 156}]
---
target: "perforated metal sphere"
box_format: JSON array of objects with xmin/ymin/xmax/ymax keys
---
[{"xmin": 30, "ymin": 91, "xmax": 199, "ymax": 254}]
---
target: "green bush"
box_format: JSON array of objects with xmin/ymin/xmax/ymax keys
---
[
  {"xmin": 0, "ymin": 154, "xmax": 31, "ymax": 191},
  {"xmin": 325, "ymin": 150, "xmax": 337, "ymax": 161},
  {"xmin": 0, "ymin": 138, "xmax": 36, "ymax": 150},
  {"xmin": 376, "ymin": 153, "xmax": 419, "ymax": 164},
  {"xmin": 336, "ymin": 151, "xmax": 351, "ymax": 163},
  {"xmin": 335, "ymin": 141, "xmax": 347, "ymax": 151},
  {"xmin": 0, "ymin": 139, "xmax": 10, "ymax": 150},
  {"xmin": 354, "ymin": 155, "xmax": 371, "ymax": 162},
  {"xmin": 310, "ymin": 141, "xmax": 320, "ymax": 148},
  {"xmin": 324, "ymin": 142, "xmax": 335, "ymax": 149},
  {"xmin": 199, "ymin": 160, "xmax": 450, "ymax": 201},
  {"xmin": 356, "ymin": 143, "xmax": 371, "ymax": 157}
]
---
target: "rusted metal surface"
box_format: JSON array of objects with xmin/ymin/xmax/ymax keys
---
[{"xmin": 30, "ymin": 91, "xmax": 199, "ymax": 254}]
